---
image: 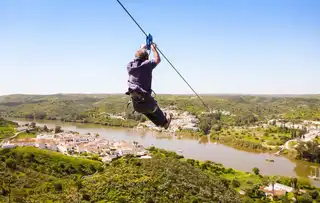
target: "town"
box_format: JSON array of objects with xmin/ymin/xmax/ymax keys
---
[
  {"xmin": 1, "ymin": 124, "xmax": 149, "ymax": 163},
  {"xmin": 137, "ymin": 107, "xmax": 200, "ymax": 133}
]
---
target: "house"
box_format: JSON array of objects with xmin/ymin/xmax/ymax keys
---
[
  {"xmin": 46, "ymin": 140, "xmax": 58, "ymax": 151},
  {"xmin": 57, "ymin": 144, "xmax": 74, "ymax": 154},
  {"xmin": 37, "ymin": 134, "xmax": 54, "ymax": 140},
  {"xmin": 9, "ymin": 139, "xmax": 36, "ymax": 147},
  {"xmin": 74, "ymin": 137, "xmax": 90, "ymax": 144},
  {"xmin": 76, "ymin": 144, "xmax": 86, "ymax": 153},
  {"xmin": 262, "ymin": 183, "xmax": 293, "ymax": 197},
  {"xmin": 16, "ymin": 126, "xmax": 28, "ymax": 131},
  {"xmin": 136, "ymin": 149, "xmax": 147, "ymax": 156},
  {"xmin": 119, "ymin": 148, "xmax": 134, "ymax": 155},
  {"xmin": 35, "ymin": 139, "xmax": 57, "ymax": 151},
  {"xmin": 101, "ymin": 155, "xmax": 113, "ymax": 163},
  {"xmin": 2, "ymin": 142, "xmax": 16, "ymax": 149},
  {"xmin": 85, "ymin": 147, "xmax": 101, "ymax": 154},
  {"xmin": 140, "ymin": 155, "xmax": 152, "ymax": 159},
  {"xmin": 35, "ymin": 139, "xmax": 46, "ymax": 149}
]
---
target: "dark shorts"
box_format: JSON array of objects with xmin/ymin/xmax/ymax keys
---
[{"xmin": 129, "ymin": 91, "xmax": 167, "ymax": 127}]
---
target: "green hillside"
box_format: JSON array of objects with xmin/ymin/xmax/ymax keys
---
[
  {"xmin": 1, "ymin": 146, "xmax": 319, "ymax": 202},
  {"xmin": 0, "ymin": 94, "xmax": 319, "ymax": 128},
  {"xmin": 0, "ymin": 118, "xmax": 18, "ymax": 139},
  {"xmin": 0, "ymin": 146, "xmax": 241, "ymax": 202}
]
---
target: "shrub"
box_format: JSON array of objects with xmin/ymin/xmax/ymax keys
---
[{"xmin": 232, "ymin": 179, "xmax": 241, "ymax": 188}]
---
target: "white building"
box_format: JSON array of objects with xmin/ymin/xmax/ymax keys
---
[
  {"xmin": 136, "ymin": 150, "xmax": 147, "ymax": 156},
  {"xmin": 46, "ymin": 141, "xmax": 58, "ymax": 151},
  {"xmin": 101, "ymin": 155, "xmax": 113, "ymax": 163},
  {"xmin": 37, "ymin": 134, "xmax": 55, "ymax": 140},
  {"xmin": 76, "ymin": 145, "xmax": 86, "ymax": 153},
  {"xmin": 119, "ymin": 148, "xmax": 134, "ymax": 155},
  {"xmin": 35, "ymin": 141, "xmax": 46, "ymax": 149},
  {"xmin": 57, "ymin": 145, "xmax": 72, "ymax": 154},
  {"xmin": 74, "ymin": 137, "xmax": 90, "ymax": 144},
  {"xmin": 264, "ymin": 183, "xmax": 293, "ymax": 193},
  {"xmin": 140, "ymin": 155, "xmax": 152, "ymax": 159},
  {"xmin": 9, "ymin": 139, "xmax": 36, "ymax": 147},
  {"xmin": 2, "ymin": 142, "xmax": 16, "ymax": 149}
]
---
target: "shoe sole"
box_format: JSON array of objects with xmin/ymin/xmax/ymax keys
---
[{"xmin": 164, "ymin": 113, "xmax": 173, "ymax": 129}]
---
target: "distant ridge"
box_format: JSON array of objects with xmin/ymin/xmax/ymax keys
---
[{"xmin": 1, "ymin": 93, "xmax": 319, "ymax": 97}]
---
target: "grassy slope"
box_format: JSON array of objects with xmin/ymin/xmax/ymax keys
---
[
  {"xmin": 209, "ymin": 126, "xmax": 299, "ymax": 152},
  {"xmin": 14, "ymin": 132, "xmax": 36, "ymax": 139},
  {"xmin": 0, "ymin": 146, "xmax": 103, "ymax": 202},
  {"xmin": 1, "ymin": 146, "xmax": 319, "ymax": 202},
  {"xmin": 0, "ymin": 118, "xmax": 17, "ymax": 139},
  {"xmin": 1, "ymin": 147, "xmax": 103, "ymax": 178},
  {"xmin": 83, "ymin": 156, "xmax": 241, "ymax": 203},
  {"xmin": 0, "ymin": 147, "xmax": 241, "ymax": 203}
]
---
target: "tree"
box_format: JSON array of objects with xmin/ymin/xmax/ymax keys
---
[
  {"xmin": 232, "ymin": 179, "xmax": 240, "ymax": 188},
  {"xmin": 291, "ymin": 177, "xmax": 298, "ymax": 191},
  {"xmin": 5, "ymin": 158, "xmax": 17, "ymax": 170},
  {"xmin": 295, "ymin": 141, "xmax": 320, "ymax": 163},
  {"xmin": 30, "ymin": 122, "xmax": 36, "ymax": 129},
  {"xmin": 281, "ymin": 195, "xmax": 290, "ymax": 203},
  {"xmin": 252, "ymin": 167, "xmax": 260, "ymax": 175},
  {"xmin": 55, "ymin": 126, "xmax": 63, "ymax": 134},
  {"xmin": 43, "ymin": 125, "xmax": 49, "ymax": 132},
  {"xmin": 309, "ymin": 190, "xmax": 319, "ymax": 199},
  {"xmin": 54, "ymin": 182, "xmax": 63, "ymax": 192},
  {"xmin": 199, "ymin": 121, "xmax": 211, "ymax": 135},
  {"xmin": 186, "ymin": 159, "xmax": 195, "ymax": 166},
  {"xmin": 298, "ymin": 193, "xmax": 313, "ymax": 203},
  {"xmin": 211, "ymin": 124, "xmax": 222, "ymax": 132},
  {"xmin": 291, "ymin": 130, "xmax": 297, "ymax": 139},
  {"xmin": 271, "ymin": 181, "xmax": 275, "ymax": 197}
]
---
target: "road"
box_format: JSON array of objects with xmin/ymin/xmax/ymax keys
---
[
  {"xmin": 283, "ymin": 130, "xmax": 320, "ymax": 150},
  {"xmin": 0, "ymin": 131, "xmax": 24, "ymax": 147}
]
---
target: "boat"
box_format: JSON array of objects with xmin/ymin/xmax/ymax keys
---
[
  {"xmin": 265, "ymin": 158, "xmax": 275, "ymax": 162},
  {"xmin": 308, "ymin": 176, "xmax": 320, "ymax": 181}
]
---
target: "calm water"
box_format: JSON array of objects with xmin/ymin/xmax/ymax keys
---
[{"xmin": 12, "ymin": 118, "xmax": 320, "ymax": 187}]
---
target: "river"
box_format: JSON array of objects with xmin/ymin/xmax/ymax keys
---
[{"xmin": 11, "ymin": 118, "xmax": 320, "ymax": 187}]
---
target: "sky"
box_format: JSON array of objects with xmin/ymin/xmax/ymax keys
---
[{"xmin": 0, "ymin": 0, "xmax": 319, "ymax": 95}]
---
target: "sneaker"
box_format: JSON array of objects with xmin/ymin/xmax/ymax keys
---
[{"xmin": 163, "ymin": 112, "xmax": 173, "ymax": 129}]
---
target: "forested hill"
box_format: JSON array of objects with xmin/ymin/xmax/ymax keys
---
[
  {"xmin": 0, "ymin": 118, "xmax": 18, "ymax": 139},
  {"xmin": 0, "ymin": 94, "xmax": 319, "ymax": 126},
  {"xmin": 0, "ymin": 146, "xmax": 241, "ymax": 202}
]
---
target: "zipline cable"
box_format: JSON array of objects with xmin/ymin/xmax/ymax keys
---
[{"xmin": 116, "ymin": 0, "xmax": 211, "ymax": 112}]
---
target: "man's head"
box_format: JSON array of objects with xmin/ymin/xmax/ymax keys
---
[{"xmin": 135, "ymin": 47, "xmax": 149, "ymax": 61}]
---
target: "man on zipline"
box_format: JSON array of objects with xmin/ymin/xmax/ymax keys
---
[{"xmin": 126, "ymin": 43, "xmax": 172, "ymax": 129}]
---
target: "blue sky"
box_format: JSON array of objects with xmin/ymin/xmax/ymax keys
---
[{"xmin": 1, "ymin": 0, "xmax": 319, "ymax": 95}]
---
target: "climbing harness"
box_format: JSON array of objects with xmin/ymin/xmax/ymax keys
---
[
  {"xmin": 116, "ymin": 0, "xmax": 212, "ymax": 113},
  {"xmin": 125, "ymin": 91, "xmax": 158, "ymax": 115}
]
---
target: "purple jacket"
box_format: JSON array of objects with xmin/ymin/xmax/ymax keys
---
[{"xmin": 127, "ymin": 58, "xmax": 158, "ymax": 94}]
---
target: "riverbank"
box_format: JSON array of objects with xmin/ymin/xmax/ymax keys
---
[
  {"xmin": 6, "ymin": 118, "xmax": 287, "ymax": 155},
  {"xmin": 149, "ymin": 147, "xmax": 320, "ymax": 201},
  {"xmin": 7, "ymin": 115, "xmax": 319, "ymax": 159},
  {"xmin": 8, "ymin": 118, "xmax": 320, "ymax": 188},
  {"xmin": 5, "ymin": 115, "xmax": 140, "ymax": 128}
]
